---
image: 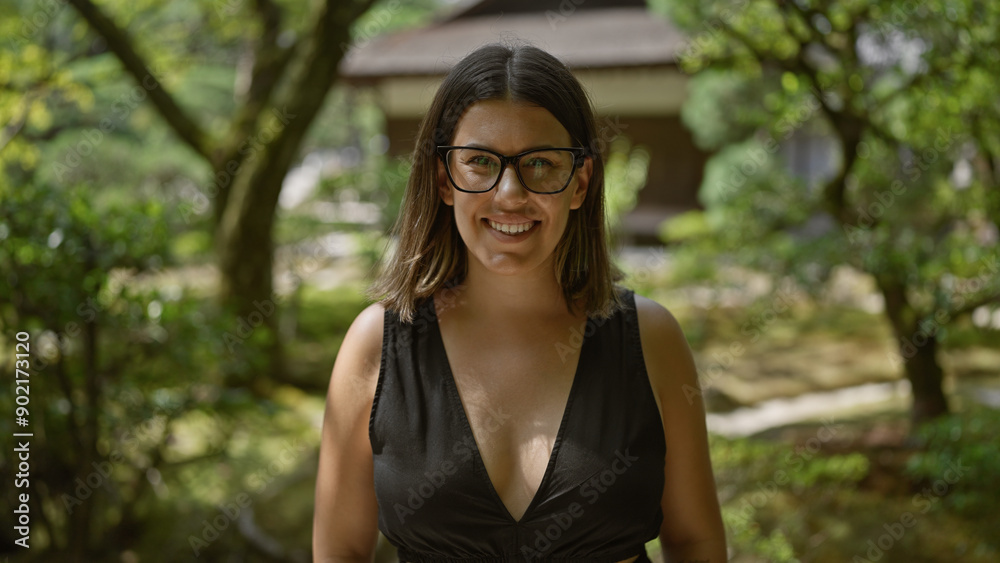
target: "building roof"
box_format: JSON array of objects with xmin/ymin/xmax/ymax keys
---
[
  {"xmin": 340, "ymin": 3, "xmax": 686, "ymax": 79},
  {"xmin": 444, "ymin": 0, "xmax": 647, "ymax": 19}
]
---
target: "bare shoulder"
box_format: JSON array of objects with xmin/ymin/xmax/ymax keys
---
[
  {"xmin": 343, "ymin": 302, "xmax": 386, "ymax": 367},
  {"xmin": 327, "ymin": 301, "xmax": 386, "ymax": 399},
  {"xmin": 633, "ymin": 293, "xmax": 690, "ymax": 361},
  {"xmin": 632, "ymin": 292, "xmax": 699, "ymax": 399}
]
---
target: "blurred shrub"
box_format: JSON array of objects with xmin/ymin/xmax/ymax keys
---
[
  {"xmin": 604, "ymin": 136, "xmax": 650, "ymax": 239},
  {"xmin": 905, "ymin": 406, "xmax": 1000, "ymax": 522},
  {"xmin": 711, "ymin": 433, "xmax": 870, "ymax": 562},
  {"xmin": 0, "ymin": 181, "xmax": 313, "ymax": 560}
]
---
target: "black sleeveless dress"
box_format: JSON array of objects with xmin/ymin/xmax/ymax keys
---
[{"xmin": 369, "ymin": 288, "xmax": 666, "ymax": 562}]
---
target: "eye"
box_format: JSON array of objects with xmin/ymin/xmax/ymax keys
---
[
  {"xmin": 466, "ymin": 155, "xmax": 495, "ymax": 167},
  {"xmin": 523, "ymin": 157, "xmax": 555, "ymax": 170}
]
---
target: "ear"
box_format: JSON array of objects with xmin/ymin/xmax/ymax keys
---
[
  {"xmin": 437, "ymin": 158, "xmax": 454, "ymax": 206},
  {"xmin": 569, "ymin": 156, "xmax": 592, "ymax": 210}
]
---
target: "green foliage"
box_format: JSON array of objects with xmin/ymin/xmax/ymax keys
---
[
  {"xmin": 0, "ymin": 177, "xmax": 321, "ymax": 558},
  {"xmin": 1, "ymin": 179, "xmax": 175, "ymax": 551},
  {"xmin": 317, "ymin": 150, "xmax": 410, "ymax": 229},
  {"xmin": 704, "ymin": 409, "xmax": 1000, "ymax": 561},
  {"xmin": 724, "ymin": 523, "xmax": 798, "ymax": 563},
  {"xmin": 349, "ymin": 0, "xmax": 443, "ymax": 46},
  {"xmin": 295, "ymin": 283, "xmax": 369, "ymax": 342},
  {"xmin": 905, "ymin": 406, "xmax": 1000, "ymax": 522},
  {"xmin": 659, "ymin": 209, "xmax": 711, "ymax": 244},
  {"xmin": 604, "ymin": 136, "xmax": 650, "ymax": 239},
  {"xmin": 681, "ymin": 69, "xmax": 772, "ymax": 150},
  {"xmin": 711, "ymin": 433, "xmax": 870, "ymax": 561},
  {"xmin": 657, "ymin": 0, "xmax": 1000, "ymax": 418},
  {"xmin": 0, "ymin": 180, "xmax": 170, "ymax": 319},
  {"xmin": 712, "ymin": 434, "xmax": 870, "ymax": 490}
]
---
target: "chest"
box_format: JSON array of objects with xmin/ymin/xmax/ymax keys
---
[
  {"xmin": 442, "ymin": 326, "xmax": 581, "ymax": 421},
  {"xmin": 437, "ymin": 316, "xmax": 586, "ymax": 519}
]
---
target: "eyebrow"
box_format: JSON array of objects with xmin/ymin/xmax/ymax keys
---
[{"xmin": 457, "ymin": 142, "xmax": 563, "ymax": 152}]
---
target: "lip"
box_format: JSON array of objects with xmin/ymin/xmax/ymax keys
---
[{"xmin": 482, "ymin": 217, "xmax": 539, "ymax": 241}]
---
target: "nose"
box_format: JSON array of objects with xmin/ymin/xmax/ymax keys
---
[{"xmin": 493, "ymin": 163, "xmax": 529, "ymax": 205}]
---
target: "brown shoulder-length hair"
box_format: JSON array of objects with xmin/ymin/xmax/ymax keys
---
[{"xmin": 368, "ymin": 43, "xmax": 623, "ymax": 322}]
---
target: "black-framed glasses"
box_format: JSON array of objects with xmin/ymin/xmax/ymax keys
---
[{"xmin": 437, "ymin": 146, "xmax": 587, "ymax": 194}]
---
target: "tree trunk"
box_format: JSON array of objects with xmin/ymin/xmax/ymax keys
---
[
  {"xmin": 878, "ymin": 275, "xmax": 950, "ymax": 425},
  {"xmin": 216, "ymin": 152, "xmax": 286, "ymax": 392},
  {"xmin": 901, "ymin": 334, "xmax": 950, "ymax": 425},
  {"xmin": 214, "ymin": 0, "xmax": 369, "ymax": 387},
  {"xmin": 68, "ymin": 0, "xmax": 377, "ymax": 392}
]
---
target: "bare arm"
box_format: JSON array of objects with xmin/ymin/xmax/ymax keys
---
[
  {"xmin": 635, "ymin": 295, "xmax": 728, "ymax": 562},
  {"xmin": 313, "ymin": 303, "xmax": 385, "ymax": 563}
]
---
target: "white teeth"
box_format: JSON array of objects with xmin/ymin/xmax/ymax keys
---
[{"xmin": 488, "ymin": 220, "xmax": 535, "ymax": 234}]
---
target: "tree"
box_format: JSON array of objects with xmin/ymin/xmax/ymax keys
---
[
  {"xmin": 52, "ymin": 0, "xmax": 377, "ymax": 387},
  {"xmin": 657, "ymin": 0, "xmax": 1000, "ymax": 424}
]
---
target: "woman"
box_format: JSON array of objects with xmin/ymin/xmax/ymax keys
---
[{"xmin": 313, "ymin": 43, "xmax": 726, "ymax": 562}]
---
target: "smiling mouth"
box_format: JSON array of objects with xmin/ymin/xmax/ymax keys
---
[{"xmin": 485, "ymin": 219, "xmax": 537, "ymax": 235}]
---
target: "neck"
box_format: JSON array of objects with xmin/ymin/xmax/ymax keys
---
[{"xmin": 449, "ymin": 254, "xmax": 572, "ymax": 321}]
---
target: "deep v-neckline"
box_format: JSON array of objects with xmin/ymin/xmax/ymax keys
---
[{"xmin": 430, "ymin": 294, "xmax": 590, "ymax": 524}]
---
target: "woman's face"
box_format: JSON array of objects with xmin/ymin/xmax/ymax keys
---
[{"xmin": 437, "ymin": 99, "xmax": 591, "ymax": 278}]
